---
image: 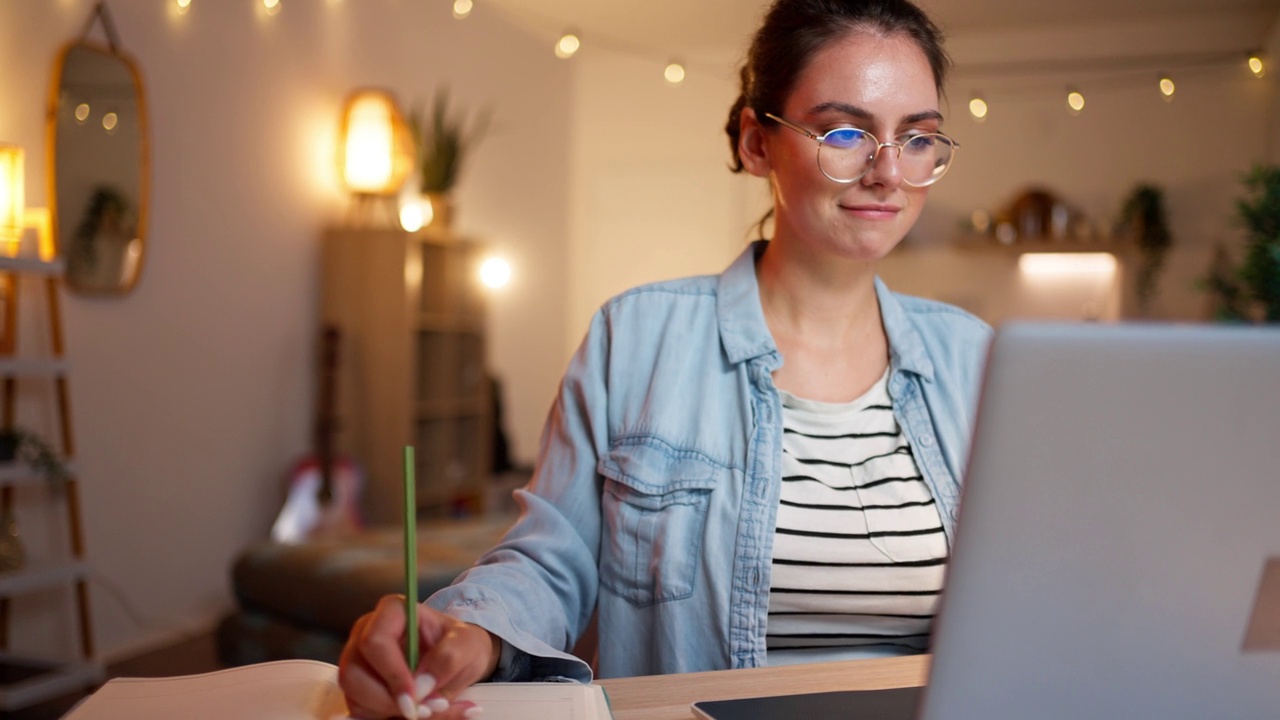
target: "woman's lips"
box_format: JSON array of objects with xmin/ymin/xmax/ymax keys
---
[{"xmin": 840, "ymin": 203, "xmax": 901, "ymax": 220}]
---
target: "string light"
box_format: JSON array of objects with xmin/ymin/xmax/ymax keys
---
[
  {"xmin": 968, "ymin": 94, "xmax": 988, "ymax": 122},
  {"xmin": 102, "ymin": 111, "xmax": 118, "ymax": 133},
  {"xmin": 1248, "ymin": 54, "xmax": 1265, "ymax": 78},
  {"xmin": 452, "ymin": 0, "xmax": 472, "ymax": 20},
  {"xmin": 74, "ymin": 103, "xmax": 90, "ymax": 123},
  {"xmin": 1066, "ymin": 87, "xmax": 1085, "ymax": 115},
  {"xmin": 1158, "ymin": 74, "xmax": 1175, "ymax": 101},
  {"xmin": 664, "ymin": 62, "xmax": 686, "ymax": 85},
  {"xmin": 263, "ymin": 0, "xmax": 281, "ymax": 16},
  {"xmin": 555, "ymin": 31, "xmax": 580, "ymax": 59},
  {"xmin": 175, "ymin": 0, "xmax": 191, "ymax": 13}
]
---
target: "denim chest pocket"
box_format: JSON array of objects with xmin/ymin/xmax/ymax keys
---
[{"xmin": 597, "ymin": 442, "xmax": 721, "ymax": 607}]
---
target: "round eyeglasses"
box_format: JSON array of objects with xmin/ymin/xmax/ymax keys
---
[{"xmin": 764, "ymin": 113, "xmax": 959, "ymax": 187}]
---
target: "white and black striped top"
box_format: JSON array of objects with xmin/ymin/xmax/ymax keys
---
[{"xmin": 767, "ymin": 370, "xmax": 949, "ymax": 665}]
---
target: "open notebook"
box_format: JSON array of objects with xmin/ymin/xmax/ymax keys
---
[{"xmin": 64, "ymin": 659, "xmax": 612, "ymax": 720}]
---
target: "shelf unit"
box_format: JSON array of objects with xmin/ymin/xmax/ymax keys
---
[
  {"xmin": 321, "ymin": 227, "xmax": 493, "ymax": 524},
  {"xmin": 0, "ymin": 255, "xmax": 103, "ymax": 710}
]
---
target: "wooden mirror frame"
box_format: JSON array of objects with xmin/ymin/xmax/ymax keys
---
[{"xmin": 46, "ymin": 36, "xmax": 150, "ymax": 296}]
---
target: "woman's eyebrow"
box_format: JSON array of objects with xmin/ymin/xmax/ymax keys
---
[{"xmin": 808, "ymin": 102, "xmax": 944, "ymax": 126}]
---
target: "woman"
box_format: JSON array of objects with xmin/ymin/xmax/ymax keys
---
[{"xmin": 339, "ymin": 1, "xmax": 990, "ymax": 717}]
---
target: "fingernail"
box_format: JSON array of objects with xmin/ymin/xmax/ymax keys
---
[
  {"xmin": 414, "ymin": 674, "xmax": 437, "ymax": 701},
  {"xmin": 416, "ymin": 704, "xmax": 434, "ymax": 718},
  {"xmin": 396, "ymin": 693, "xmax": 418, "ymax": 720},
  {"xmin": 425, "ymin": 696, "xmax": 449, "ymax": 713},
  {"xmin": 464, "ymin": 707, "xmax": 485, "ymax": 718}
]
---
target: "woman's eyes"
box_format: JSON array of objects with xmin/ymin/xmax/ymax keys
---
[
  {"xmin": 819, "ymin": 127, "xmax": 940, "ymax": 148},
  {"xmin": 820, "ymin": 128, "xmax": 870, "ymax": 148}
]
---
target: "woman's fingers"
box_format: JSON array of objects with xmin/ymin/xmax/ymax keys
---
[
  {"xmin": 339, "ymin": 596, "xmax": 417, "ymax": 718},
  {"xmin": 415, "ymin": 610, "xmax": 500, "ymax": 705},
  {"xmin": 339, "ymin": 595, "xmax": 500, "ymax": 718}
]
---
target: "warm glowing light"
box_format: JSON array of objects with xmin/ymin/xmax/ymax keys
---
[
  {"xmin": 1018, "ymin": 252, "xmax": 1117, "ymax": 278},
  {"xmin": 175, "ymin": 0, "xmax": 191, "ymax": 13},
  {"xmin": 479, "ymin": 256, "xmax": 512, "ymax": 289},
  {"xmin": 0, "ymin": 145, "xmax": 24, "ymax": 251},
  {"xmin": 452, "ymin": 0, "xmax": 473, "ymax": 19},
  {"xmin": 102, "ymin": 112, "xmax": 118, "ymax": 132},
  {"xmin": 75, "ymin": 103, "xmax": 90, "ymax": 123},
  {"xmin": 399, "ymin": 197, "xmax": 433, "ymax": 232},
  {"xmin": 1248, "ymin": 55, "xmax": 1265, "ymax": 78},
  {"xmin": 264, "ymin": 0, "xmax": 281, "ymax": 15},
  {"xmin": 1159, "ymin": 76, "xmax": 1175, "ymax": 99},
  {"xmin": 664, "ymin": 63, "xmax": 686, "ymax": 85},
  {"xmin": 970, "ymin": 209, "xmax": 991, "ymax": 234},
  {"xmin": 25, "ymin": 208, "xmax": 53, "ymax": 261},
  {"xmin": 969, "ymin": 96, "xmax": 988, "ymax": 121},
  {"xmin": 340, "ymin": 90, "xmax": 414, "ymax": 195},
  {"xmin": 1066, "ymin": 89, "xmax": 1085, "ymax": 114},
  {"xmin": 555, "ymin": 33, "xmax": 580, "ymax": 59}
]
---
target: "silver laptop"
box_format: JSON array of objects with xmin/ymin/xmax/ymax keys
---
[
  {"xmin": 921, "ymin": 322, "xmax": 1280, "ymax": 720},
  {"xmin": 694, "ymin": 322, "xmax": 1280, "ymax": 720}
]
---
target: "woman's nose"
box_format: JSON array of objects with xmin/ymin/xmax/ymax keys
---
[{"xmin": 861, "ymin": 142, "xmax": 904, "ymax": 188}]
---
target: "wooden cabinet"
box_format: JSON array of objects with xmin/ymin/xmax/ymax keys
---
[{"xmin": 321, "ymin": 228, "xmax": 493, "ymax": 524}]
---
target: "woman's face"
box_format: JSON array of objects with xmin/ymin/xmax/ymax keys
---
[{"xmin": 758, "ymin": 31, "xmax": 941, "ymax": 263}]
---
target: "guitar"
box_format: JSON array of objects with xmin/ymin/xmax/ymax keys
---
[{"xmin": 271, "ymin": 325, "xmax": 364, "ymax": 543}]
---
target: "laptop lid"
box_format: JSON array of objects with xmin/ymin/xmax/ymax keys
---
[{"xmin": 920, "ymin": 322, "xmax": 1280, "ymax": 720}]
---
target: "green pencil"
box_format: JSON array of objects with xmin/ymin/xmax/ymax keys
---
[{"xmin": 403, "ymin": 445, "xmax": 418, "ymax": 671}]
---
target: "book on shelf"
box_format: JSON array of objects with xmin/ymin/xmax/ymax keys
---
[{"xmin": 63, "ymin": 659, "xmax": 613, "ymax": 720}]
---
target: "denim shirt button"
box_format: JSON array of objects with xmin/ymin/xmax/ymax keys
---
[{"xmin": 919, "ymin": 432, "xmax": 935, "ymax": 447}]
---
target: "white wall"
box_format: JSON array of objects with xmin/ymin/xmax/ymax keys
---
[
  {"xmin": 565, "ymin": 48, "xmax": 764, "ymax": 356},
  {"xmin": 0, "ymin": 0, "xmax": 572, "ymax": 661}
]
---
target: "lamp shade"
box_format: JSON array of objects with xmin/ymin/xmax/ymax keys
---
[
  {"xmin": 0, "ymin": 144, "xmax": 23, "ymax": 248},
  {"xmin": 339, "ymin": 90, "xmax": 413, "ymax": 195}
]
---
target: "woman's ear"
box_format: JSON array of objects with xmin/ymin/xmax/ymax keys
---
[{"xmin": 738, "ymin": 107, "xmax": 772, "ymax": 179}]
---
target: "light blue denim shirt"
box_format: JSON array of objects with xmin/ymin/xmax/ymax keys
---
[{"xmin": 426, "ymin": 241, "xmax": 992, "ymax": 681}]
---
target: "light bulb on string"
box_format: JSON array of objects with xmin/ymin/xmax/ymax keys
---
[
  {"xmin": 176, "ymin": 0, "xmax": 191, "ymax": 13},
  {"xmin": 968, "ymin": 93, "xmax": 988, "ymax": 122},
  {"xmin": 664, "ymin": 62, "xmax": 686, "ymax": 85},
  {"xmin": 555, "ymin": 31, "xmax": 580, "ymax": 59},
  {"xmin": 74, "ymin": 103, "xmax": 90, "ymax": 124},
  {"xmin": 102, "ymin": 111, "xmax": 118, "ymax": 133},
  {"xmin": 1066, "ymin": 87, "xmax": 1085, "ymax": 115},
  {"xmin": 263, "ymin": 0, "xmax": 281, "ymax": 16},
  {"xmin": 1248, "ymin": 54, "xmax": 1265, "ymax": 78},
  {"xmin": 1158, "ymin": 74, "xmax": 1175, "ymax": 101},
  {"xmin": 452, "ymin": 0, "xmax": 472, "ymax": 20}
]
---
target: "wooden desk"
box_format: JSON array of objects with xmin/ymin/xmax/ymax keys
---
[{"xmin": 597, "ymin": 654, "xmax": 929, "ymax": 720}]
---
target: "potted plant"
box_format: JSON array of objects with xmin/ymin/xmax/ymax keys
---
[
  {"xmin": 408, "ymin": 88, "xmax": 492, "ymax": 230},
  {"xmin": 1116, "ymin": 183, "xmax": 1173, "ymax": 317},
  {"xmin": 1202, "ymin": 164, "xmax": 1280, "ymax": 322},
  {"xmin": 0, "ymin": 426, "xmax": 71, "ymax": 487}
]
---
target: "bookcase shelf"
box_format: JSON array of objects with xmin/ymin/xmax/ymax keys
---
[
  {"xmin": 0, "ymin": 560, "xmax": 91, "ymax": 596},
  {"xmin": 0, "ymin": 652, "xmax": 104, "ymax": 712}
]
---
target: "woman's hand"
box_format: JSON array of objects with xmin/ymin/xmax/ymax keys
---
[{"xmin": 339, "ymin": 594, "xmax": 501, "ymax": 719}]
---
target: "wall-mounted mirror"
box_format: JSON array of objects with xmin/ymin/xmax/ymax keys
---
[{"xmin": 48, "ymin": 30, "xmax": 148, "ymax": 295}]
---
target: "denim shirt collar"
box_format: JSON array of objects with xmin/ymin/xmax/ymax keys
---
[{"xmin": 715, "ymin": 240, "xmax": 935, "ymax": 382}]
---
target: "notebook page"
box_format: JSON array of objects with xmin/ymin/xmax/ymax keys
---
[
  {"xmin": 460, "ymin": 682, "xmax": 610, "ymax": 720},
  {"xmin": 63, "ymin": 660, "xmax": 347, "ymax": 720}
]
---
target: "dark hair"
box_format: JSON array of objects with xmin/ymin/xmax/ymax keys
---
[{"xmin": 726, "ymin": 0, "xmax": 950, "ymax": 172}]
